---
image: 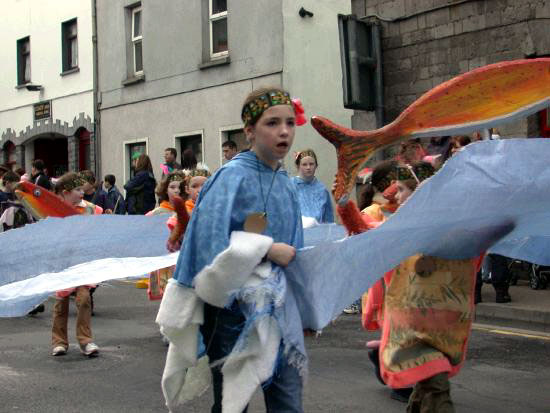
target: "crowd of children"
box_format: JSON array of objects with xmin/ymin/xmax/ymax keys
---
[{"xmin": 1, "ymin": 85, "xmax": 508, "ymax": 413}]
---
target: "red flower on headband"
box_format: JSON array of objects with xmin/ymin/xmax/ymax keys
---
[{"xmin": 292, "ymin": 98, "xmax": 307, "ymax": 126}]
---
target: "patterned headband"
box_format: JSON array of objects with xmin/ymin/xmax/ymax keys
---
[
  {"xmin": 59, "ymin": 173, "xmax": 88, "ymax": 192},
  {"xmin": 373, "ymin": 171, "xmax": 396, "ymax": 192},
  {"xmin": 167, "ymin": 174, "xmax": 185, "ymax": 183},
  {"xmin": 396, "ymin": 163, "xmax": 435, "ymax": 183},
  {"xmin": 241, "ymin": 91, "xmax": 293, "ymax": 126}
]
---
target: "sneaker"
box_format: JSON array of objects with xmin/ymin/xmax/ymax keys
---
[
  {"xmin": 343, "ymin": 303, "xmax": 360, "ymax": 314},
  {"xmin": 52, "ymin": 345, "xmax": 67, "ymax": 356},
  {"xmin": 80, "ymin": 342, "xmax": 99, "ymax": 357},
  {"xmin": 28, "ymin": 304, "xmax": 45, "ymax": 315}
]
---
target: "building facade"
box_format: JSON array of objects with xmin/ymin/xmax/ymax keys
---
[
  {"xmin": 350, "ymin": 0, "xmax": 550, "ymax": 138},
  {"xmin": 0, "ymin": 0, "xmax": 96, "ymax": 177},
  {"xmin": 96, "ymin": 0, "xmax": 352, "ymax": 190}
]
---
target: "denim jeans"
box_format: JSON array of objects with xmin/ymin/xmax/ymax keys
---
[{"xmin": 200, "ymin": 303, "xmax": 303, "ymax": 413}]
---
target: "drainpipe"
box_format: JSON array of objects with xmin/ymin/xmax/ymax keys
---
[
  {"xmin": 371, "ymin": 23, "xmax": 384, "ymax": 128},
  {"xmin": 91, "ymin": 0, "xmax": 101, "ymax": 176}
]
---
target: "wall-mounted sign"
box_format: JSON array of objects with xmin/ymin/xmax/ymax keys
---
[{"xmin": 34, "ymin": 101, "xmax": 51, "ymax": 121}]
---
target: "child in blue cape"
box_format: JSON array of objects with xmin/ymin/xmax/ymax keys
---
[
  {"xmin": 171, "ymin": 87, "xmax": 305, "ymax": 412},
  {"xmin": 291, "ymin": 149, "xmax": 334, "ymax": 224}
]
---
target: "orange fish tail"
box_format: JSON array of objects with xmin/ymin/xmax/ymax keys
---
[{"xmin": 311, "ymin": 116, "xmax": 389, "ymax": 200}]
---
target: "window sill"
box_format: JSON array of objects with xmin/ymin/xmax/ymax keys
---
[
  {"xmin": 198, "ymin": 56, "xmax": 230, "ymax": 70},
  {"xmin": 122, "ymin": 74, "xmax": 146, "ymax": 86},
  {"xmin": 60, "ymin": 67, "xmax": 80, "ymax": 76},
  {"xmin": 14, "ymin": 83, "xmax": 31, "ymax": 90}
]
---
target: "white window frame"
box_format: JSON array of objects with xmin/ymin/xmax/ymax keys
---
[
  {"xmin": 17, "ymin": 36, "xmax": 31, "ymax": 85},
  {"xmin": 131, "ymin": 6, "xmax": 143, "ymax": 75},
  {"xmin": 209, "ymin": 0, "xmax": 228, "ymax": 59},
  {"xmin": 62, "ymin": 19, "xmax": 78, "ymax": 70},
  {"xmin": 173, "ymin": 129, "xmax": 205, "ymax": 165},
  {"xmin": 219, "ymin": 124, "xmax": 245, "ymax": 166},
  {"xmin": 122, "ymin": 137, "xmax": 148, "ymax": 194}
]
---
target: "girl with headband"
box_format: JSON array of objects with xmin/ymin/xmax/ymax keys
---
[
  {"xmin": 143, "ymin": 171, "xmax": 187, "ymax": 300},
  {"xmin": 164, "ymin": 87, "xmax": 306, "ymax": 411},
  {"xmin": 291, "ymin": 149, "xmax": 334, "ymax": 224}
]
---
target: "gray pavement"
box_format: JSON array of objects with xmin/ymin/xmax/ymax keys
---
[
  {"xmin": 1, "ymin": 281, "xmax": 549, "ymax": 413},
  {"xmin": 475, "ymin": 281, "xmax": 550, "ymax": 332}
]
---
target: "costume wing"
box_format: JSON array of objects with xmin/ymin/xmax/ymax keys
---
[
  {"xmin": 285, "ymin": 138, "xmax": 550, "ymax": 330},
  {"xmin": 0, "ymin": 214, "xmax": 177, "ymax": 316}
]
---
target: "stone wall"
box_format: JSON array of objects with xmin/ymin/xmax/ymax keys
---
[{"xmin": 351, "ymin": 0, "xmax": 550, "ymax": 136}]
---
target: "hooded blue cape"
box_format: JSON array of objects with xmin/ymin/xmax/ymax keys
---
[
  {"xmin": 173, "ymin": 150, "xmax": 304, "ymax": 286},
  {"xmin": 291, "ymin": 176, "xmax": 334, "ymax": 223}
]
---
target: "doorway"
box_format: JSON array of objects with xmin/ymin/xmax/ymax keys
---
[{"xmin": 33, "ymin": 135, "xmax": 68, "ymax": 178}]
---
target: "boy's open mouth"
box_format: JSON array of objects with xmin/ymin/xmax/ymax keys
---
[{"xmin": 277, "ymin": 142, "xmax": 289, "ymax": 148}]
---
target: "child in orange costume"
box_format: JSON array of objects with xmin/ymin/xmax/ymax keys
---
[
  {"xmin": 337, "ymin": 161, "xmax": 482, "ymax": 412},
  {"xmin": 145, "ymin": 171, "xmax": 187, "ymax": 299},
  {"xmin": 51, "ymin": 172, "xmax": 101, "ymax": 357},
  {"xmin": 183, "ymin": 168, "xmax": 211, "ymax": 214}
]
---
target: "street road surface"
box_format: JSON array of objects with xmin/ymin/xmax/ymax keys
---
[{"xmin": 1, "ymin": 281, "xmax": 549, "ymax": 412}]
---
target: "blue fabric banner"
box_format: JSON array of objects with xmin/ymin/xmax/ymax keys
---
[{"xmin": 2, "ymin": 139, "xmax": 550, "ymax": 325}]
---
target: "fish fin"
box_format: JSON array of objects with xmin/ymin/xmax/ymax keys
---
[
  {"xmin": 169, "ymin": 196, "xmax": 190, "ymax": 243},
  {"xmin": 311, "ymin": 116, "xmax": 381, "ymax": 201}
]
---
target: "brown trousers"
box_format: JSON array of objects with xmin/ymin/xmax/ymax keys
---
[
  {"xmin": 51, "ymin": 286, "xmax": 93, "ymax": 348},
  {"xmin": 407, "ymin": 373, "xmax": 454, "ymax": 413}
]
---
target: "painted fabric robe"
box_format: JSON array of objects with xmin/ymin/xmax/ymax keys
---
[{"xmin": 291, "ymin": 176, "xmax": 334, "ymax": 223}]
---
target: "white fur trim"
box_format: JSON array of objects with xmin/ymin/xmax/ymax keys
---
[
  {"xmin": 221, "ymin": 316, "xmax": 282, "ymax": 413},
  {"xmin": 156, "ymin": 279, "xmax": 202, "ymax": 331},
  {"xmin": 193, "ymin": 231, "xmax": 273, "ymax": 307},
  {"xmin": 301, "ymin": 216, "xmax": 319, "ymax": 228},
  {"xmin": 156, "ymin": 280, "xmax": 209, "ymax": 411}
]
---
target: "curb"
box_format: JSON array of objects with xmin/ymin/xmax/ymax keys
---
[{"xmin": 475, "ymin": 303, "xmax": 550, "ymax": 333}]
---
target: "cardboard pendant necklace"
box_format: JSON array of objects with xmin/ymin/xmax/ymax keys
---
[{"xmin": 244, "ymin": 157, "xmax": 278, "ymax": 234}]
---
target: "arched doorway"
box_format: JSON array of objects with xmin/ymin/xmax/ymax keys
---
[
  {"xmin": 2, "ymin": 141, "xmax": 16, "ymax": 169},
  {"xmin": 33, "ymin": 133, "xmax": 68, "ymax": 178}
]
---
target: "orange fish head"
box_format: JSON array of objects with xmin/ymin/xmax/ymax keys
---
[{"xmin": 15, "ymin": 181, "xmax": 80, "ymax": 219}]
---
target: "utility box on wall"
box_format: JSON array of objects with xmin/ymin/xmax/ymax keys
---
[{"xmin": 338, "ymin": 14, "xmax": 380, "ymax": 112}]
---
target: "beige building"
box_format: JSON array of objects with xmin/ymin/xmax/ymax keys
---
[{"xmin": 96, "ymin": 0, "xmax": 353, "ymax": 191}]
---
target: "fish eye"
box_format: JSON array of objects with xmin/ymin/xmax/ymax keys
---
[{"xmin": 33, "ymin": 189, "xmax": 41, "ymax": 197}]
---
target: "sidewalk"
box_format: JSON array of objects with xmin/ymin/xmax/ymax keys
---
[{"xmin": 475, "ymin": 280, "xmax": 550, "ymax": 333}]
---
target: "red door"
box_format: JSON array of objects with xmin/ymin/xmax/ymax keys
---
[
  {"xmin": 540, "ymin": 109, "xmax": 550, "ymax": 138},
  {"xmin": 78, "ymin": 129, "xmax": 91, "ymax": 171}
]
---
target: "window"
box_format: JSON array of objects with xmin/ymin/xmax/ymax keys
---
[
  {"xmin": 124, "ymin": 140, "xmax": 147, "ymax": 183},
  {"xmin": 209, "ymin": 0, "xmax": 228, "ymax": 58},
  {"xmin": 132, "ymin": 6, "xmax": 143, "ymax": 74},
  {"xmin": 221, "ymin": 127, "xmax": 247, "ymax": 164},
  {"xmin": 129, "ymin": 142, "xmax": 146, "ymax": 178},
  {"xmin": 62, "ymin": 19, "xmax": 78, "ymax": 72},
  {"xmin": 226, "ymin": 129, "xmax": 246, "ymax": 151},
  {"xmin": 17, "ymin": 37, "xmax": 31, "ymax": 85},
  {"xmin": 176, "ymin": 133, "xmax": 204, "ymax": 165}
]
